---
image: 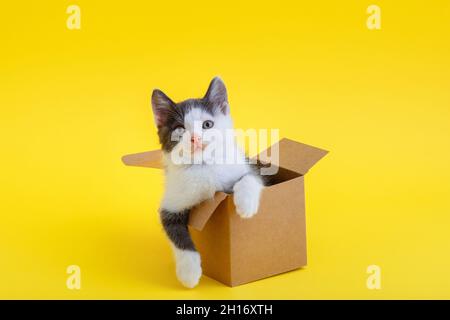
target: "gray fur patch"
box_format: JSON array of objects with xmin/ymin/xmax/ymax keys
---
[{"xmin": 160, "ymin": 208, "xmax": 196, "ymax": 251}]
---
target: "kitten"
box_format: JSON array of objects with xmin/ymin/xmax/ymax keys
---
[{"xmin": 151, "ymin": 77, "xmax": 264, "ymax": 288}]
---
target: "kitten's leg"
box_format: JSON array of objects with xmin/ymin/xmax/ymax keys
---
[
  {"xmin": 160, "ymin": 209, "xmax": 202, "ymax": 288},
  {"xmin": 233, "ymin": 174, "xmax": 264, "ymax": 219}
]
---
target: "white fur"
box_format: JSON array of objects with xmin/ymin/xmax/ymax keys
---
[
  {"xmin": 162, "ymin": 152, "xmax": 253, "ymax": 211},
  {"xmin": 172, "ymin": 246, "xmax": 202, "ymax": 288},
  {"xmin": 233, "ymin": 174, "xmax": 263, "ymax": 218}
]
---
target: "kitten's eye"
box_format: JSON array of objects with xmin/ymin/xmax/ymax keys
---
[
  {"xmin": 173, "ymin": 126, "xmax": 185, "ymax": 134},
  {"xmin": 202, "ymin": 120, "xmax": 214, "ymax": 129}
]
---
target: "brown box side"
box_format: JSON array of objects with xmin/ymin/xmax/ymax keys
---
[
  {"xmin": 189, "ymin": 199, "xmax": 232, "ymax": 286},
  {"xmin": 228, "ymin": 176, "xmax": 306, "ymax": 286}
]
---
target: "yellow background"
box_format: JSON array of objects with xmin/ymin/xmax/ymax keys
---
[{"xmin": 1, "ymin": 0, "xmax": 449, "ymax": 299}]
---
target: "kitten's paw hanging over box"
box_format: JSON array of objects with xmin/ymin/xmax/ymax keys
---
[
  {"xmin": 233, "ymin": 175, "xmax": 263, "ymax": 219},
  {"xmin": 174, "ymin": 248, "xmax": 202, "ymax": 288}
]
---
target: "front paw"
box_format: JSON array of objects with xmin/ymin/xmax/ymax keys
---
[
  {"xmin": 174, "ymin": 249, "xmax": 202, "ymax": 288},
  {"xmin": 233, "ymin": 175, "xmax": 263, "ymax": 219}
]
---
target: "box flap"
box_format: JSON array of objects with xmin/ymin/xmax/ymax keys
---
[
  {"xmin": 121, "ymin": 150, "xmax": 163, "ymax": 169},
  {"xmin": 257, "ymin": 138, "xmax": 328, "ymax": 175},
  {"xmin": 188, "ymin": 192, "xmax": 228, "ymax": 231}
]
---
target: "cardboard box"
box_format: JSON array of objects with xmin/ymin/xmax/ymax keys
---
[{"xmin": 122, "ymin": 138, "xmax": 327, "ymax": 286}]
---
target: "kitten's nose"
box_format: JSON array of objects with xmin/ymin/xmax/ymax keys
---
[
  {"xmin": 191, "ymin": 134, "xmax": 202, "ymax": 144},
  {"xmin": 190, "ymin": 134, "xmax": 203, "ymax": 152}
]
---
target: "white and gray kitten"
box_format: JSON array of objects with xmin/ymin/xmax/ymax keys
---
[{"xmin": 151, "ymin": 77, "xmax": 264, "ymax": 288}]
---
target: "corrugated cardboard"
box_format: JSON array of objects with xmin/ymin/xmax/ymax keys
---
[{"xmin": 122, "ymin": 138, "xmax": 328, "ymax": 286}]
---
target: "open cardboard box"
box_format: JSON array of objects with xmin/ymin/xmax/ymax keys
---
[{"xmin": 122, "ymin": 138, "xmax": 328, "ymax": 286}]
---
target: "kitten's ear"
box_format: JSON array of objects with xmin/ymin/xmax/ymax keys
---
[
  {"xmin": 204, "ymin": 77, "xmax": 229, "ymax": 114},
  {"xmin": 151, "ymin": 89, "xmax": 175, "ymax": 128}
]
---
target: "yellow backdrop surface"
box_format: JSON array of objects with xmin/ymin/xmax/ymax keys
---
[{"xmin": 1, "ymin": 1, "xmax": 449, "ymax": 299}]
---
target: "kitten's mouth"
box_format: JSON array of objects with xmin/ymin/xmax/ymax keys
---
[{"xmin": 191, "ymin": 142, "xmax": 207, "ymax": 154}]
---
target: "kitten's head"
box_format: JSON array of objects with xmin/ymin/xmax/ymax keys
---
[{"xmin": 151, "ymin": 77, "xmax": 233, "ymax": 158}]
